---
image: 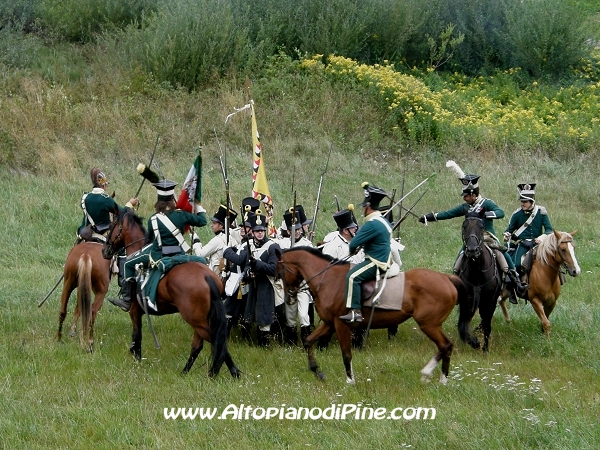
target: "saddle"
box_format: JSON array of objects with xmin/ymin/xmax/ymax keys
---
[
  {"xmin": 359, "ymin": 273, "xmax": 406, "ymax": 310},
  {"xmin": 137, "ymin": 254, "xmax": 208, "ymax": 310}
]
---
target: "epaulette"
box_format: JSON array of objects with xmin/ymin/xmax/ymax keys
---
[
  {"xmin": 100, "ymin": 191, "xmax": 110, "ymax": 198},
  {"xmin": 538, "ymin": 205, "xmax": 548, "ymax": 215}
]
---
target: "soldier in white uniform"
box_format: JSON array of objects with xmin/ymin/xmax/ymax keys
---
[
  {"xmin": 193, "ymin": 205, "xmax": 237, "ymax": 276},
  {"xmin": 276, "ymin": 208, "xmax": 314, "ymax": 345}
]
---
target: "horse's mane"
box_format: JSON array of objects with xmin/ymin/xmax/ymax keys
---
[
  {"xmin": 536, "ymin": 231, "xmax": 571, "ymax": 265},
  {"xmin": 283, "ymin": 246, "xmax": 351, "ymax": 265},
  {"xmin": 121, "ymin": 209, "xmax": 148, "ymax": 242}
]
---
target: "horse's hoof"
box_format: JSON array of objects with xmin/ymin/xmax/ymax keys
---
[
  {"xmin": 420, "ymin": 375, "xmax": 432, "ymax": 383},
  {"xmin": 317, "ymin": 371, "xmax": 326, "ymax": 381},
  {"xmin": 68, "ymin": 330, "xmax": 76, "ymax": 338},
  {"xmin": 439, "ymin": 374, "xmax": 448, "ymax": 385},
  {"xmin": 231, "ymin": 368, "xmax": 242, "ymax": 378},
  {"xmin": 346, "ymin": 377, "xmax": 355, "ymax": 385}
]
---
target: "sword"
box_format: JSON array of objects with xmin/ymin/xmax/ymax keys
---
[
  {"xmin": 134, "ymin": 135, "xmax": 160, "ymax": 198},
  {"xmin": 38, "ymin": 273, "xmax": 64, "ymax": 308}
]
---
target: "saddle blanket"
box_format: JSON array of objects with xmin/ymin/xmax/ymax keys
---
[
  {"xmin": 362, "ymin": 272, "xmax": 405, "ymax": 310},
  {"xmin": 139, "ymin": 255, "xmax": 207, "ymax": 310}
]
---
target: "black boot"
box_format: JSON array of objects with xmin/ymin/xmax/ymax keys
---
[
  {"xmin": 508, "ymin": 269, "xmax": 528, "ymax": 298},
  {"xmin": 257, "ymin": 329, "xmax": 270, "ymax": 348},
  {"xmin": 108, "ymin": 280, "xmax": 135, "ymax": 312},
  {"xmin": 285, "ymin": 326, "xmax": 298, "ymax": 346},
  {"xmin": 339, "ymin": 309, "xmax": 364, "ymax": 323}
]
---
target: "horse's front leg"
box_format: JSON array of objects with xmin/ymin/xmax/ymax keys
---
[
  {"xmin": 129, "ymin": 302, "xmax": 143, "ymax": 360},
  {"xmin": 335, "ymin": 319, "xmax": 355, "ymax": 384},
  {"xmin": 305, "ymin": 322, "xmax": 332, "ymax": 381},
  {"xmin": 529, "ymin": 296, "xmax": 551, "ymax": 337}
]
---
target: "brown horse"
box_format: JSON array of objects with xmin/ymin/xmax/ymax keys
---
[
  {"xmin": 102, "ymin": 209, "xmax": 240, "ymax": 378},
  {"xmin": 277, "ymin": 247, "xmax": 472, "ymax": 384},
  {"xmin": 500, "ymin": 230, "xmax": 581, "ymax": 336},
  {"xmin": 57, "ymin": 242, "xmax": 112, "ymax": 352}
]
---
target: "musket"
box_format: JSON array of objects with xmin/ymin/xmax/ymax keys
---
[
  {"xmin": 216, "ymin": 128, "xmax": 234, "ymax": 247},
  {"xmin": 334, "ymin": 195, "xmax": 341, "ymax": 212},
  {"xmin": 310, "ymin": 145, "xmax": 332, "ymax": 241},
  {"xmin": 291, "ymin": 190, "xmax": 297, "ymax": 248},
  {"xmin": 134, "ymin": 135, "xmax": 160, "ymax": 198},
  {"xmin": 396, "ymin": 165, "xmax": 406, "ymax": 239}
]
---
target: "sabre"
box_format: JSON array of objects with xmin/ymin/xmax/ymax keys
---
[
  {"xmin": 386, "ymin": 175, "xmax": 433, "ymax": 214},
  {"xmin": 38, "ymin": 273, "xmax": 64, "ymax": 307},
  {"xmin": 134, "ymin": 135, "xmax": 160, "ymax": 198}
]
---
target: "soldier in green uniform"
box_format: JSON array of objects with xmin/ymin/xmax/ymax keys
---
[
  {"xmin": 339, "ymin": 183, "xmax": 392, "ymax": 324},
  {"xmin": 108, "ymin": 179, "xmax": 208, "ymax": 312},
  {"xmin": 503, "ymin": 183, "xmax": 553, "ymax": 303},
  {"xmin": 78, "ymin": 167, "xmax": 138, "ymax": 242},
  {"xmin": 418, "ymin": 171, "xmax": 528, "ymax": 297}
]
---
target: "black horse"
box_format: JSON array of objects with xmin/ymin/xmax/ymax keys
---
[{"xmin": 457, "ymin": 213, "xmax": 503, "ymax": 353}]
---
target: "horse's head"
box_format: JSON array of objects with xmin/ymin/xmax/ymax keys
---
[
  {"xmin": 462, "ymin": 213, "xmax": 484, "ymax": 259},
  {"xmin": 102, "ymin": 209, "xmax": 147, "ymax": 259},
  {"xmin": 554, "ymin": 230, "xmax": 581, "ymax": 277}
]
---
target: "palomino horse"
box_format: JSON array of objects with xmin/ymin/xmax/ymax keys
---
[
  {"xmin": 57, "ymin": 242, "xmax": 111, "ymax": 352},
  {"xmin": 458, "ymin": 214, "xmax": 503, "ymax": 353},
  {"xmin": 102, "ymin": 209, "xmax": 240, "ymax": 378},
  {"xmin": 277, "ymin": 247, "xmax": 472, "ymax": 384},
  {"xmin": 499, "ymin": 230, "xmax": 581, "ymax": 336}
]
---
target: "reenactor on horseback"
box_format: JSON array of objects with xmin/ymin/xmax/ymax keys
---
[
  {"xmin": 418, "ymin": 161, "xmax": 528, "ymax": 299},
  {"xmin": 108, "ymin": 179, "xmax": 208, "ymax": 311},
  {"xmin": 339, "ymin": 183, "xmax": 393, "ymax": 323},
  {"xmin": 503, "ymin": 183, "xmax": 553, "ymax": 303},
  {"xmin": 78, "ymin": 167, "xmax": 138, "ymax": 243}
]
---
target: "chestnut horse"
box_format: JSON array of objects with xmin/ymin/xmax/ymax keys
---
[
  {"xmin": 277, "ymin": 247, "xmax": 472, "ymax": 384},
  {"xmin": 458, "ymin": 215, "xmax": 503, "ymax": 353},
  {"xmin": 499, "ymin": 230, "xmax": 580, "ymax": 336},
  {"xmin": 102, "ymin": 209, "xmax": 240, "ymax": 378},
  {"xmin": 57, "ymin": 242, "xmax": 111, "ymax": 352}
]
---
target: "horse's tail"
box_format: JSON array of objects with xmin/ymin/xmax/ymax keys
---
[
  {"xmin": 207, "ymin": 275, "xmax": 228, "ymax": 377},
  {"xmin": 76, "ymin": 254, "xmax": 93, "ymax": 350},
  {"xmin": 451, "ymin": 275, "xmax": 480, "ymax": 349}
]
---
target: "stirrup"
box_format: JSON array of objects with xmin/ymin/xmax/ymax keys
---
[
  {"xmin": 108, "ymin": 297, "xmax": 131, "ymax": 312},
  {"xmin": 339, "ymin": 309, "xmax": 364, "ymax": 323}
]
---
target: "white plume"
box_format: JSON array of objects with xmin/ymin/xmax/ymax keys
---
[{"xmin": 446, "ymin": 160, "xmax": 465, "ymax": 179}]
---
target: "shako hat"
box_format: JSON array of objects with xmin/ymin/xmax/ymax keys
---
[
  {"xmin": 518, "ymin": 183, "xmax": 536, "ymax": 202},
  {"xmin": 294, "ymin": 204, "xmax": 312, "ymax": 226},
  {"xmin": 247, "ymin": 213, "xmax": 267, "ymax": 231},
  {"xmin": 211, "ymin": 204, "xmax": 238, "ymax": 225},
  {"xmin": 446, "ymin": 160, "xmax": 480, "ymax": 197},
  {"xmin": 152, "ymin": 179, "xmax": 177, "ymax": 201},
  {"xmin": 242, "ymin": 197, "xmax": 261, "ymax": 213},
  {"xmin": 359, "ymin": 182, "xmax": 388, "ymax": 209},
  {"xmin": 333, "ymin": 208, "xmax": 358, "ymax": 230},
  {"xmin": 283, "ymin": 208, "xmax": 303, "ymax": 230}
]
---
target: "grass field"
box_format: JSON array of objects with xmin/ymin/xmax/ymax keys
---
[{"xmin": 1, "ymin": 152, "xmax": 599, "ymax": 449}]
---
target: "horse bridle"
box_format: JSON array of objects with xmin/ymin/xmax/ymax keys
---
[{"xmin": 103, "ymin": 215, "xmax": 145, "ymax": 258}]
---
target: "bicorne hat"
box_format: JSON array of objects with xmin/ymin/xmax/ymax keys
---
[
  {"xmin": 518, "ymin": 183, "xmax": 536, "ymax": 202},
  {"xmin": 211, "ymin": 204, "xmax": 238, "ymax": 225},
  {"xmin": 152, "ymin": 179, "xmax": 177, "ymax": 201},
  {"xmin": 359, "ymin": 182, "xmax": 388, "ymax": 209}
]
